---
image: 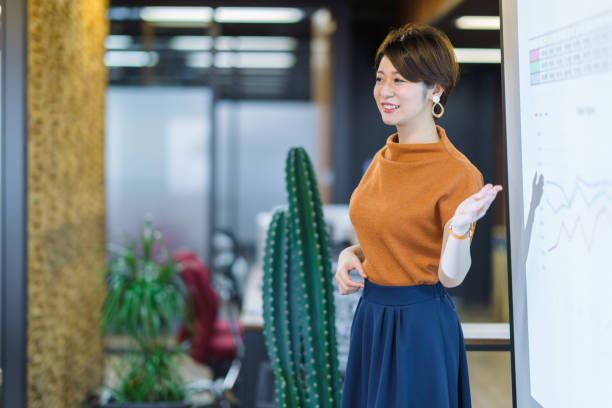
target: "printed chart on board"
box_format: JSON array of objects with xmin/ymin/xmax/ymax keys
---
[{"xmin": 517, "ymin": 1, "xmax": 612, "ymax": 406}]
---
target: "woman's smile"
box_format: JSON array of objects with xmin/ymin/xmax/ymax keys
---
[{"xmin": 381, "ymin": 103, "xmax": 400, "ymax": 113}]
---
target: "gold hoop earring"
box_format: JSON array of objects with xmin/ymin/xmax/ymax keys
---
[{"xmin": 432, "ymin": 95, "xmax": 444, "ymax": 118}]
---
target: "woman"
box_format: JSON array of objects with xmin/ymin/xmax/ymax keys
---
[{"xmin": 336, "ymin": 23, "xmax": 503, "ymax": 407}]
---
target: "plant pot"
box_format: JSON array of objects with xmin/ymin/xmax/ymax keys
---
[{"xmin": 101, "ymin": 403, "xmax": 192, "ymax": 408}]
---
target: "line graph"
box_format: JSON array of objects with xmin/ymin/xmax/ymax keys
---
[
  {"xmin": 546, "ymin": 206, "xmax": 610, "ymax": 252},
  {"xmin": 539, "ymin": 177, "xmax": 612, "ymax": 252},
  {"xmin": 524, "ymin": 172, "xmax": 612, "ymax": 406},
  {"xmin": 545, "ymin": 177, "xmax": 612, "ymax": 213}
]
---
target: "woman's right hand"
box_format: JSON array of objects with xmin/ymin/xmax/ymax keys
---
[{"xmin": 335, "ymin": 247, "xmax": 367, "ymax": 295}]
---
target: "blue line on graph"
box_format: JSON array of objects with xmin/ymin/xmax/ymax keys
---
[{"xmin": 544, "ymin": 177, "xmax": 612, "ymax": 213}]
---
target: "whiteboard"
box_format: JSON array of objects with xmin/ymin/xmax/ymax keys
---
[{"xmin": 501, "ymin": 0, "xmax": 612, "ymax": 406}]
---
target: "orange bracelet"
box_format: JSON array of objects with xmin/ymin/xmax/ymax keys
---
[{"xmin": 448, "ymin": 222, "xmax": 474, "ymax": 240}]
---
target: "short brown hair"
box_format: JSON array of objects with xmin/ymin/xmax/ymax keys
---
[{"xmin": 374, "ymin": 23, "xmax": 459, "ymax": 107}]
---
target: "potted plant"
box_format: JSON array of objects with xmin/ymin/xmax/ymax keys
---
[{"xmin": 100, "ymin": 219, "xmax": 193, "ymax": 408}]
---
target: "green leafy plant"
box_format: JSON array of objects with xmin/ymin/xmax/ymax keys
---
[
  {"xmin": 107, "ymin": 349, "xmax": 186, "ymax": 403},
  {"xmin": 102, "ymin": 219, "xmax": 190, "ymax": 403}
]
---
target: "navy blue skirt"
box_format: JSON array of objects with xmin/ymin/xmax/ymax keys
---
[{"xmin": 341, "ymin": 279, "xmax": 471, "ymax": 408}]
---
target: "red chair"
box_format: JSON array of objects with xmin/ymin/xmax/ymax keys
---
[
  {"xmin": 175, "ymin": 250, "xmax": 243, "ymax": 366},
  {"xmin": 174, "ymin": 250, "xmax": 245, "ymax": 405}
]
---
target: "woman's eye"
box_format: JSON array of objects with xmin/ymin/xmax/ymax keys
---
[
  {"xmin": 375, "ymin": 77, "xmax": 382, "ymax": 82},
  {"xmin": 394, "ymin": 78, "xmax": 404, "ymax": 83}
]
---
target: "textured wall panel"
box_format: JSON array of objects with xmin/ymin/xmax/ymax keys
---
[{"xmin": 27, "ymin": 1, "xmax": 108, "ymax": 407}]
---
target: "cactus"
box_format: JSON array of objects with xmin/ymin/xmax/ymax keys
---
[
  {"xmin": 262, "ymin": 147, "xmax": 341, "ymax": 408},
  {"xmin": 262, "ymin": 209, "xmax": 303, "ymax": 407}
]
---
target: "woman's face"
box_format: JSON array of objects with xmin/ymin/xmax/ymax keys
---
[{"xmin": 373, "ymin": 55, "xmax": 431, "ymax": 127}]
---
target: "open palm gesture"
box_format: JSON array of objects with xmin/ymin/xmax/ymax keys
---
[{"xmin": 452, "ymin": 183, "xmax": 503, "ymax": 229}]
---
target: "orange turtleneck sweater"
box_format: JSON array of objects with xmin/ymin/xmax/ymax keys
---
[{"xmin": 348, "ymin": 125, "xmax": 484, "ymax": 286}]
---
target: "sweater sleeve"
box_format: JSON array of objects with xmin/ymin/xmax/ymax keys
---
[{"xmin": 437, "ymin": 165, "xmax": 484, "ymax": 234}]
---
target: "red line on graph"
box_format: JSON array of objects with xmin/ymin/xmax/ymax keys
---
[{"xmin": 547, "ymin": 207, "xmax": 611, "ymax": 252}]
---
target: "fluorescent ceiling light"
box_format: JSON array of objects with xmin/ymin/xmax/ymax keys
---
[
  {"xmin": 214, "ymin": 37, "xmax": 238, "ymax": 51},
  {"xmin": 141, "ymin": 7, "xmax": 213, "ymax": 23},
  {"xmin": 214, "ymin": 7, "xmax": 304, "ymax": 23},
  {"xmin": 105, "ymin": 35, "xmax": 133, "ymax": 50},
  {"xmin": 219, "ymin": 52, "xmax": 296, "ymax": 69},
  {"xmin": 169, "ymin": 36, "xmax": 213, "ymax": 51},
  {"xmin": 454, "ymin": 48, "xmax": 501, "ymax": 64},
  {"xmin": 455, "ymin": 16, "xmax": 500, "ymax": 30},
  {"xmin": 170, "ymin": 36, "xmax": 297, "ymax": 51},
  {"xmin": 104, "ymin": 51, "xmax": 159, "ymax": 67},
  {"xmin": 186, "ymin": 51, "xmax": 296, "ymax": 69},
  {"xmin": 233, "ymin": 36, "xmax": 297, "ymax": 51}
]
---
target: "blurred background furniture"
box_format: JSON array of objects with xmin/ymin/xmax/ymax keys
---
[{"xmin": 175, "ymin": 244, "xmax": 246, "ymax": 407}]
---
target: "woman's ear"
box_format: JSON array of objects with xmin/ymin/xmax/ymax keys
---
[
  {"xmin": 431, "ymin": 83, "xmax": 444, "ymax": 100},
  {"xmin": 425, "ymin": 83, "xmax": 444, "ymax": 102}
]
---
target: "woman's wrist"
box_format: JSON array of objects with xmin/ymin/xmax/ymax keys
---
[
  {"xmin": 344, "ymin": 244, "xmax": 364, "ymax": 262},
  {"xmin": 450, "ymin": 217, "xmax": 471, "ymax": 237}
]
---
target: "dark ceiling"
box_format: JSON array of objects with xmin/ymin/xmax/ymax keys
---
[
  {"xmin": 109, "ymin": 0, "xmax": 500, "ymax": 47},
  {"xmin": 107, "ymin": 0, "xmax": 500, "ymax": 97}
]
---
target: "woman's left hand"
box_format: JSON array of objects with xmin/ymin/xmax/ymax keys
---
[{"xmin": 451, "ymin": 183, "xmax": 503, "ymax": 230}]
